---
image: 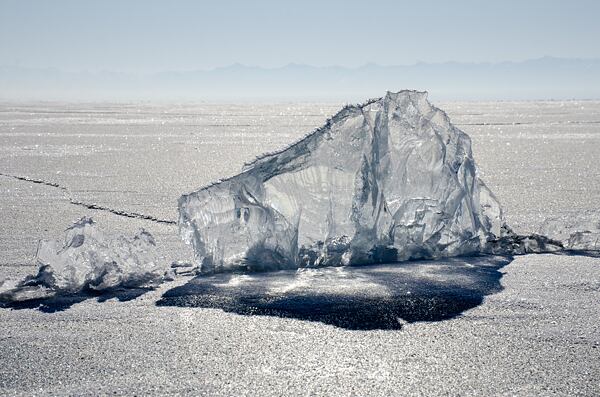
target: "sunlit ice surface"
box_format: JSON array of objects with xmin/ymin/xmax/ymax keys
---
[{"xmin": 0, "ymin": 99, "xmax": 600, "ymax": 395}]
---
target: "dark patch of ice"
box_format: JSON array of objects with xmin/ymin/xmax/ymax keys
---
[{"xmin": 158, "ymin": 256, "xmax": 510, "ymax": 330}]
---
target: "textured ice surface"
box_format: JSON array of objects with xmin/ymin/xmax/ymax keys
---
[
  {"xmin": 0, "ymin": 217, "xmax": 171, "ymax": 302},
  {"xmin": 179, "ymin": 91, "xmax": 505, "ymax": 273},
  {"xmin": 540, "ymin": 211, "xmax": 600, "ymax": 250}
]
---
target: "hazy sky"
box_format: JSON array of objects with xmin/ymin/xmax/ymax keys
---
[{"xmin": 1, "ymin": 0, "xmax": 599, "ymax": 72}]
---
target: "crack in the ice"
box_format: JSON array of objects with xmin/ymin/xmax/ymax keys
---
[
  {"xmin": 456, "ymin": 120, "xmax": 600, "ymax": 126},
  {"xmin": 69, "ymin": 200, "xmax": 176, "ymax": 224},
  {"xmin": 0, "ymin": 173, "xmax": 176, "ymax": 225}
]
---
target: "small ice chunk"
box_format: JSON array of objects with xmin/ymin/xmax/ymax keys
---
[
  {"xmin": 0, "ymin": 278, "xmax": 17, "ymax": 294},
  {"xmin": 484, "ymin": 225, "xmax": 563, "ymax": 255},
  {"xmin": 170, "ymin": 260, "xmax": 198, "ymax": 275},
  {"xmin": 171, "ymin": 261, "xmax": 194, "ymax": 269},
  {"xmin": 1, "ymin": 217, "xmax": 171, "ymax": 302},
  {"xmin": 540, "ymin": 211, "xmax": 600, "ymax": 250}
]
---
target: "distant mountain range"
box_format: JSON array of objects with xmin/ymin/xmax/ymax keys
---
[{"xmin": 1, "ymin": 57, "xmax": 599, "ymax": 101}]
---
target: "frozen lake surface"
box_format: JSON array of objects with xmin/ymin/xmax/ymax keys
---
[{"xmin": 1, "ymin": 99, "xmax": 599, "ymax": 395}]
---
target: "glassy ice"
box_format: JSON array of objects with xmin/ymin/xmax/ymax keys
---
[{"xmin": 179, "ymin": 91, "xmax": 505, "ymax": 273}]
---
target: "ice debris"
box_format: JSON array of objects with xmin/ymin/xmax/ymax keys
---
[
  {"xmin": 0, "ymin": 217, "xmax": 172, "ymax": 303},
  {"xmin": 179, "ymin": 90, "xmax": 509, "ymax": 273},
  {"xmin": 540, "ymin": 211, "xmax": 600, "ymax": 250}
]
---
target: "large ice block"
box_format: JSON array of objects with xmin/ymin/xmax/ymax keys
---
[{"xmin": 179, "ymin": 90, "xmax": 505, "ymax": 273}]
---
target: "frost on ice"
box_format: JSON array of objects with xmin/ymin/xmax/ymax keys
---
[
  {"xmin": 0, "ymin": 217, "xmax": 171, "ymax": 302},
  {"xmin": 179, "ymin": 90, "xmax": 508, "ymax": 273}
]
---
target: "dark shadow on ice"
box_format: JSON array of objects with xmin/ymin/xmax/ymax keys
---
[
  {"xmin": 0, "ymin": 287, "xmax": 153, "ymax": 313},
  {"xmin": 548, "ymin": 249, "xmax": 600, "ymax": 259},
  {"xmin": 157, "ymin": 256, "xmax": 512, "ymax": 330}
]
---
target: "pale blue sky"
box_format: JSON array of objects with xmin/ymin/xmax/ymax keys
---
[{"xmin": 1, "ymin": 0, "xmax": 599, "ymax": 72}]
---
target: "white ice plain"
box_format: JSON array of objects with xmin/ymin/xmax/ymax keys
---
[{"xmin": 0, "ymin": 98, "xmax": 599, "ymax": 395}]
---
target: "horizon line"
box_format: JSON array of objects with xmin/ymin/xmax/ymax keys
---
[{"xmin": 3, "ymin": 55, "xmax": 600, "ymax": 75}]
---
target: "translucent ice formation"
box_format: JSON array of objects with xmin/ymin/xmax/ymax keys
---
[
  {"xmin": 0, "ymin": 217, "xmax": 171, "ymax": 302},
  {"xmin": 540, "ymin": 211, "xmax": 600, "ymax": 250},
  {"xmin": 179, "ymin": 90, "xmax": 506, "ymax": 273}
]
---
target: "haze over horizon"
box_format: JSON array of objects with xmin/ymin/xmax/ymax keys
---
[
  {"xmin": 5, "ymin": 55, "xmax": 600, "ymax": 74},
  {"xmin": 2, "ymin": 0, "xmax": 599, "ymax": 100}
]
